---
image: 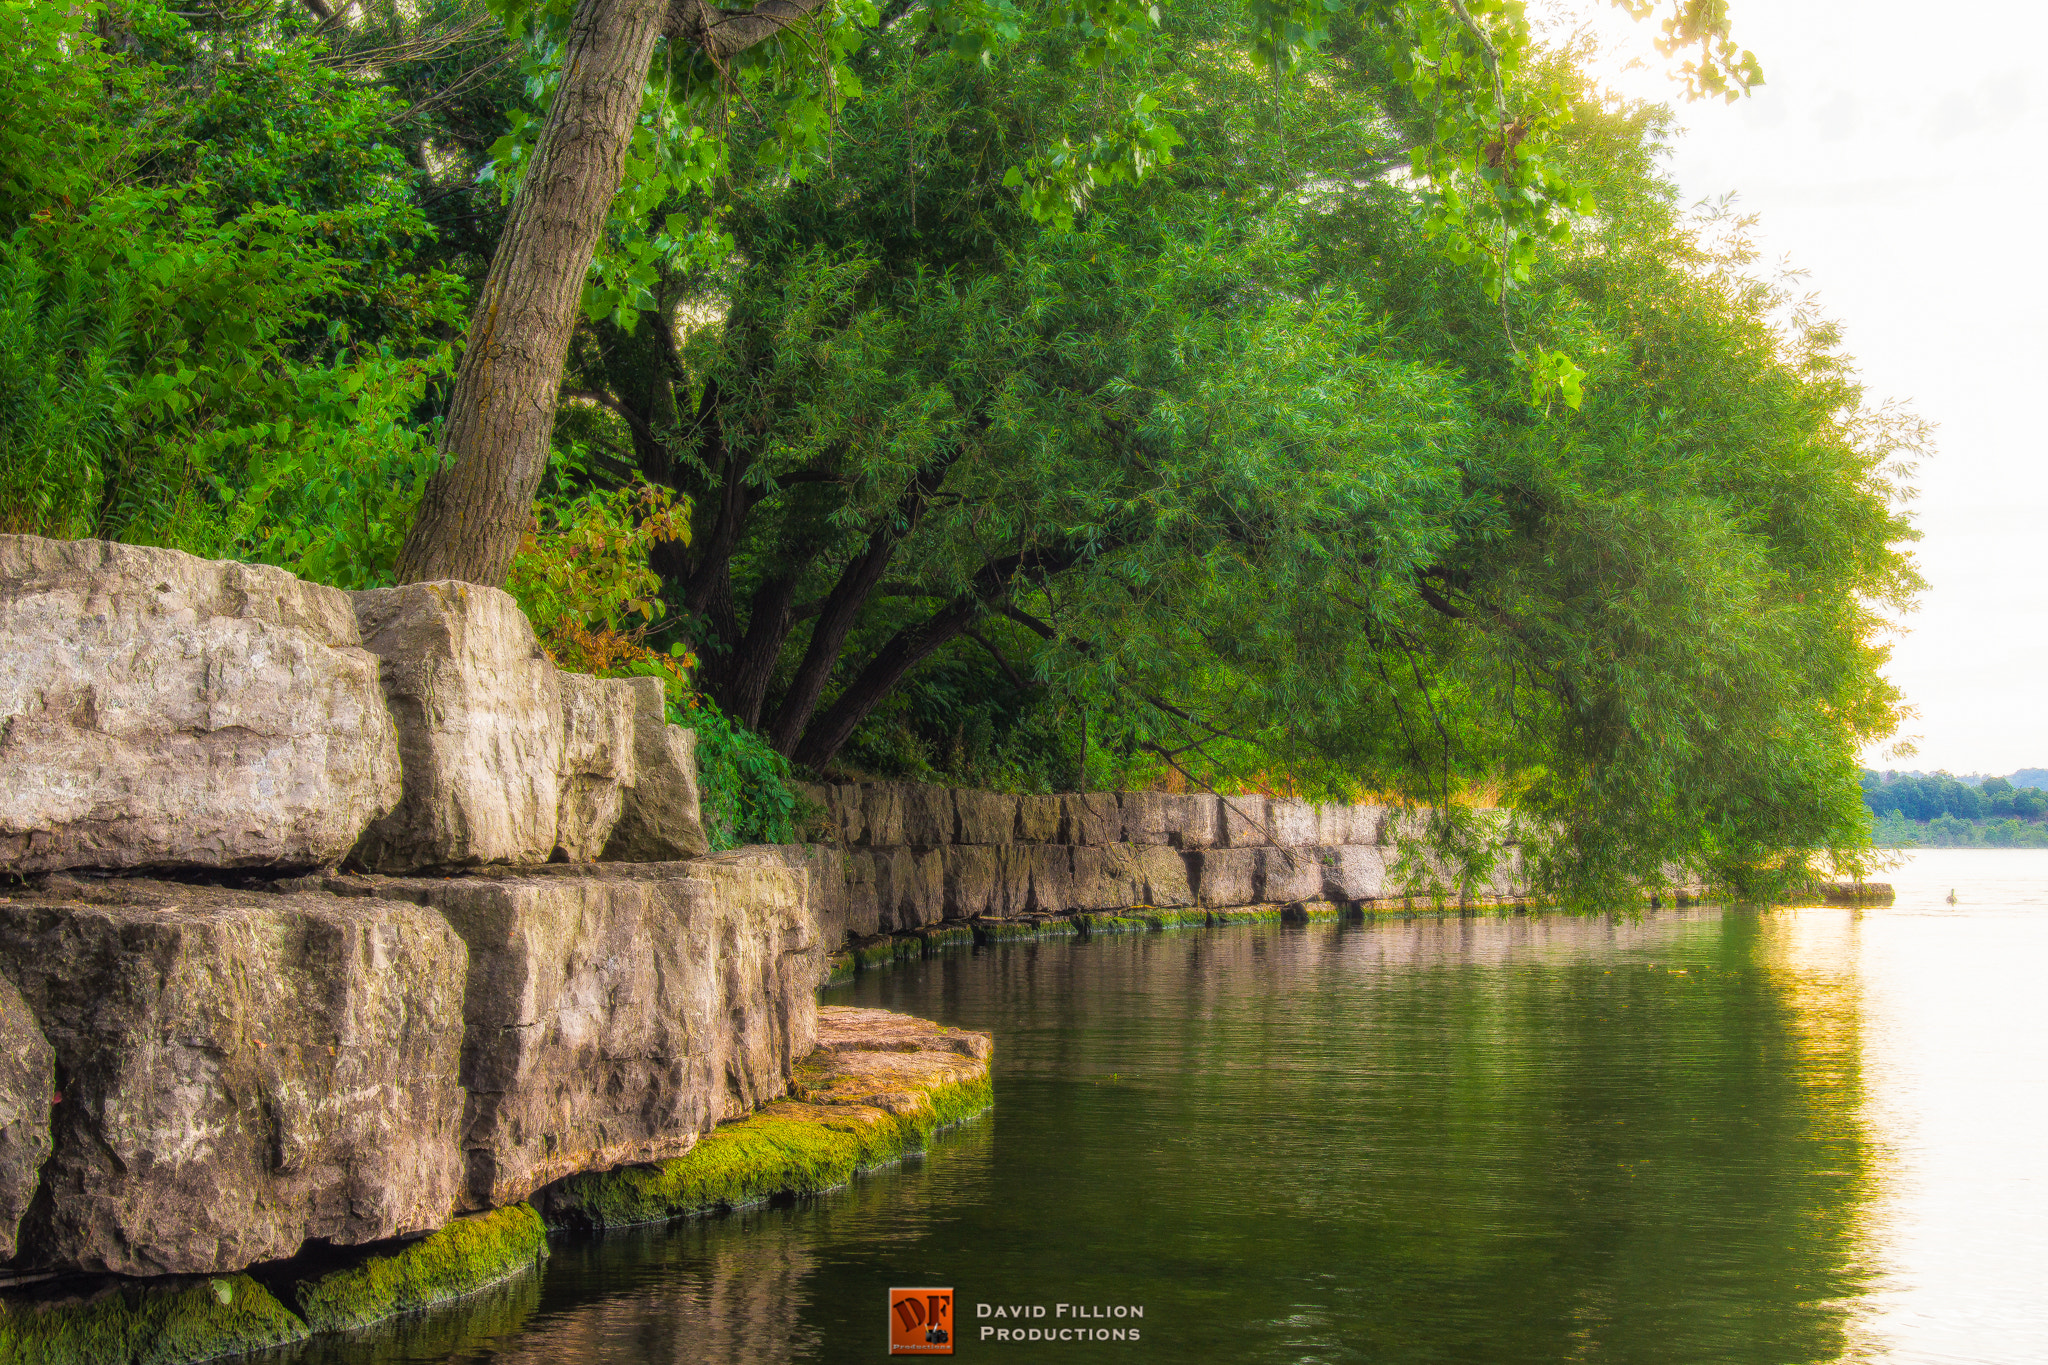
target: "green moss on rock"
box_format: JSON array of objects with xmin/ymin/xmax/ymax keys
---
[
  {"xmin": 917, "ymin": 926, "xmax": 975, "ymax": 954},
  {"xmin": 0, "ymin": 1273, "xmax": 307, "ymax": 1365},
  {"xmin": 1207, "ymin": 906, "xmax": 1286, "ymax": 925},
  {"xmin": 1074, "ymin": 914, "xmax": 1151, "ymax": 937},
  {"xmin": 823, "ymin": 952, "xmax": 855, "ymax": 985},
  {"xmin": 543, "ymin": 1076, "xmax": 992, "ymax": 1232},
  {"xmin": 287, "ymin": 1203, "xmax": 548, "ymax": 1335}
]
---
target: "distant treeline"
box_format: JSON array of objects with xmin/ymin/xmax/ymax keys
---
[{"xmin": 1863, "ymin": 770, "xmax": 2048, "ymax": 847}]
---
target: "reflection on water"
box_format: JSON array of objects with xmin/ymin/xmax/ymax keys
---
[{"xmin": 296, "ymin": 851, "xmax": 2048, "ymax": 1365}]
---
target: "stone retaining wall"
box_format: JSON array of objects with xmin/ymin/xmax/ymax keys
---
[{"xmin": 784, "ymin": 782, "xmax": 1528, "ymax": 948}]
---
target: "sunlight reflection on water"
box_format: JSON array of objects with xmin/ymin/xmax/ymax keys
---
[{"xmin": 1830, "ymin": 849, "xmax": 2048, "ymax": 1363}]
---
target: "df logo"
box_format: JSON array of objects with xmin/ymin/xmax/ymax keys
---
[{"xmin": 888, "ymin": 1287, "xmax": 954, "ymax": 1355}]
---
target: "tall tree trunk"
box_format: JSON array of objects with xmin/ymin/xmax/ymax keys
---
[
  {"xmin": 395, "ymin": 0, "xmax": 668, "ymax": 586},
  {"xmin": 394, "ymin": 0, "xmax": 834, "ymax": 587}
]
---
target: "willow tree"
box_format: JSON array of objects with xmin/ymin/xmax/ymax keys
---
[{"xmin": 392, "ymin": 0, "xmax": 1760, "ymax": 586}]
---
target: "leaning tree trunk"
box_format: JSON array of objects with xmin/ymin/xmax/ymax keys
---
[
  {"xmin": 395, "ymin": 0, "xmax": 836, "ymax": 586},
  {"xmin": 395, "ymin": 0, "xmax": 668, "ymax": 586}
]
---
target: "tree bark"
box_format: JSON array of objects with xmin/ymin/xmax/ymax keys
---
[
  {"xmin": 394, "ymin": 0, "xmax": 835, "ymax": 586},
  {"xmin": 395, "ymin": 0, "xmax": 669, "ymax": 586}
]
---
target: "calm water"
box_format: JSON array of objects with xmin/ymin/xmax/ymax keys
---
[{"xmin": 303, "ymin": 849, "xmax": 2048, "ymax": 1364}]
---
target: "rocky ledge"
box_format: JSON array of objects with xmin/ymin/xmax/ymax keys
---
[{"xmin": 0, "ymin": 1007, "xmax": 989, "ymax": 1365}]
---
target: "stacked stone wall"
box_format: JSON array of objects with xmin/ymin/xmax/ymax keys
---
[{"xmin": 785, "ymin": 783, "xmax": 1531, "ymax": 948}]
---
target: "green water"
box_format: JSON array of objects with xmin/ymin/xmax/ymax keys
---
[{"xmin": 304, "ymin": 849, "xmax": 2048, "ymax": 1364}]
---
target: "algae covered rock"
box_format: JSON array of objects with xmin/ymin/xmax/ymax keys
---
[
  {"xmin": 0, "ymin": 534, "xmax": 401, "ymax": 875},
  {"xmin": 0, "ymin": 972, "xmax": 52, "ymax": 1261},
  {"xmin": 0, "ymin": 1272, "xmax": 307, "ymax": 1365},
  {"xmin": 541, "ymin": 1005, "xmax": 991, "ymax": 1231},
  {"xmin": 0, "ymin": 879, "xmax": 467, "ymax": 1276},
  {"xmin": 348, "ymin": 581, "xmax": 563, "ymax": 872},
  {"xmin": 288, "ymin": 1203, "xmax": 548, "ymax": 1335}
]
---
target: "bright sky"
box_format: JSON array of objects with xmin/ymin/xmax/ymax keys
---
[{"xmin": 1580, "ymin": 1, "xmax": 2048, "ymax": 776}]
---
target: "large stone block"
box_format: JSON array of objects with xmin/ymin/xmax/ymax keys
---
[
  {"xmin": 0, "ymin": 973, "xmax": 52, "ymax": 1261},
  {"xmin": 365, "ymin": 853, "xmax": 815, "ymax": 1211},
  {"xmin": 1117, "ymin": 792, "xmax": 1184, "ymax": 846},
  {"xmin": 1060, "ymin": 793, "xmax": 1123, "ymax": 845},
  {"xmin": 1257, "ymin": 847, "xmax": 1327, "ymax": 903},
  {"xmin": 954, "ymin": 790, "xmax": 1018, "ymax": 845},
  {"xmin": 990, "ymin": 845, "xmax": 1037, "ymax": 916},
  {"xmin": 826, "ymin": 784, "xmax": 867, "ymax": 845},
  {"xmin": 349, "ymin": 582, "xmax": 562, "ymax": 871},
  {"xmin": 1322, "ymin": 845, "xmax": 1390, "ymax": 901},
  {"xmin": 859, "ymin": 784, "xmax": 905, "ymax": 847},
  {"xmin": 1068, "ymin": 845, "xmax": 1146, "ymax": 911},
  {"xmin": 0, "ymin": 535, "xmax": 401, "ymax": 874},
  {"xmin": 902, "ymin": 848, "xmax": 946, "ymax": 927},
  {"xmin": 0, "ymin": 878, "xmax": 467, "ymax": 1275},
  {"xmin": 842, "ymin": 849, "xmax": 882, "ymax": 938},
  {"xmin": 1020, "ymin": 844, "xmax": 1076, "ymax": 914},
  {"xmin": 553, "ymin": 671, "xmax": 637, "ymax": 861},
  {"xmin": 1219, "ymin": 795, "xmax": 1271, "ymax": 847},
  {"xmin": 1187, "ymin": 848, "xmax": 1259, "ymax": 908},
  {"xmin": 1015, "ymin": 794, "xmax": 1062, "ymax": 843},
  {"xmin": 1317, "ymin": 803, "xmax": 1385, "ymax": 847},
  {"xmin": 1266, "ymin": 798, "xmax": 1319, "ymax": 848},
  {"xmin": 763, "ymin": 843, "xmax": 849, "ymax": 958},
  {"xmin": 1132, "ymin": 845, "xmax": 1194, "ymax": 907},
  {"xmin": 1177, "ymin": 793, "xmax": 1225, "ymax": 849},
  {"xmin": 601, "ymin": 677, "xmax": 709, "ymax": 862},
  {"xmin": 873, "ymin": 847, "xmax": 943, "ymax": 930},
  {"xmin": 897, "ymin": 785, "xmax": 955, "ymax": 846},
  {"xmin": 942, "ymin": 845, "xmax": 1000, "ymax": 919}
]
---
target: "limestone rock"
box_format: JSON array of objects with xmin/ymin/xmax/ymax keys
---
[
  {"xmin": 0, "ymin": 878, "xmax": 467, "ymax": 1276},
  {"xmin": 1015, "ymin": 794, "xmax": 1062, "ymax": 843},
  {"xmin": 763, "ymin": 842, "xmax": 850, "ymax": 959},
  {"xmin": 363, "ymin": 853, "xmax": 816, "ymax": 1211},
  {"xmin": 1257, "ymin": 847, "xmax": 1327, "ymax": 904},
  {"xmin": 842, "ymin": 850, "xmax": 882, "ymax": 938},
  {"xmin": 1116, "ymin": 792, "xmax": 1183, "ymax": 846},
  {"xmin": 1219, "ymin": 795, "xmax": 1271, "ymax": 847},
  {"xmin": 1069, "ymin": 845, "xmax": 1147, "ymax": 910},
  {"xmin": 1132, "ymin": 845, "xmax": 1194, "ymax": 907},
  {"xmin": 953, "ymin": 790, "xmax": 1017, "ymax": 845},
  {"xmin": 1322, "ymin": 845, "xmax": 1390, "ymax": 901},
  {"xmin": 1177, "ymin": 794, "xmax": 1224, "ymax": 849},
  {"xmin": 553, "ymin": 671, "xmax": 637, "ymax": 861},
  {"xmin": 1059, "ymin": 793, "xmax": 1123, "ymax": 845},
  {"xmin": 1266, "ymin": 798, "xmax": 1319, "ymax": 848},
  {"xmin": 0, "ymin": 535, "xmax": 401, "ymax": 874},
  {"xmin": 1187, "ymin": 848, "xmax": 1259, "ymax": 907},
  {"xmin": 0, "ymin": 972, "xmax": 52, "ymax": 1261},
  {"xmin": 891, "ymin": 848, "xmax": 945, "ymax": 928},
  {"xmin": 896, "ymin": 784, "xmax": 954, "ymax": 846},
  {"xmin": 601, "ymin": 677, "xmax": 709, "ymax": 862},
  {"xmin": 1017, "ymin": 844, "xmax": 1075, "ymax": 913},
  {"xmin": 1317, "ymin": 803, "xmax": 1385, "ymax": 847},
  {"xmin": 942, "ymin": 845, "xmax": 1000, "ymax": 919},
  {"xmin": 349, "ymin": 582, "xmax": 562, "ymax": 871},
  {"xmin": 859, "ymin": 784, "xmax": 905, "ymax": 847},
  {"xmin": 795, "ymin": 1006, "xmax": 992, "ymax": 1115}
]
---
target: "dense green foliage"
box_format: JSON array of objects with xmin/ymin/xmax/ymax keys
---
[
  {"xmin": 1861, "ymin": 771, "xmax": 2048, "ymax": 848},
  {"xmin": 1, "ymin": 0, "xmax": 1917, "ymax": 900},
  {"xmin": 0, "ymin": 1, "xmax": 465, "ymax": 580}
]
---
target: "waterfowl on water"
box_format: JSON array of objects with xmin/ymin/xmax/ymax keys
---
[{"xmin": 1946, "ymin": 889, "xmax": 1958, "ymax": 905}]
